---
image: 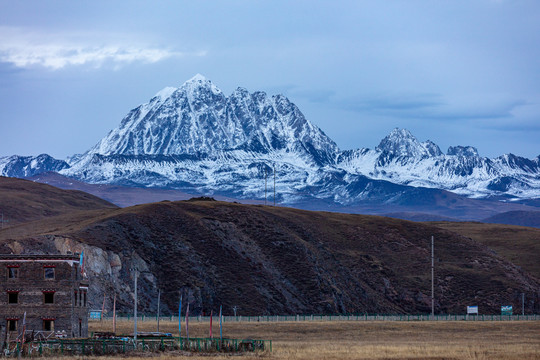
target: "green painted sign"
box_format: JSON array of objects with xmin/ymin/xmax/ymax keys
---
[{"xmin": 501, "ymin": 306, "xmax": 512, "ymax": 315}]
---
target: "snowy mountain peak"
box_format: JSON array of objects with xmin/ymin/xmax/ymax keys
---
[
  {"xmin": 187, "ymin": 73, "xmax": 207, "ymax": 82},
  {"xmin": 181, "ymin": 73, "xmax": 222, "ymax": 97},
  {"xmin": 376, "ymin": 128, "xmax": 425, "ymax": 157},
  {"xmin": 82, "ymin": 75, "xmax": 337, "ymax": 165}
]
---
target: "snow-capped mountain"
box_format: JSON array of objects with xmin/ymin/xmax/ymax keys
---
[
  {"xmin": 1, "ymin": 75, "xmax": 539, "ymax": 207},
  {"xmin": 336, "ymin": 128, "xmax": 540, "ymax": 199},
  {"xmin": 0, "ymin": 154, "xmax": 69, "ymax": 178},
  {"xmin": 88, "ymin": 74, "xmax": 337, "ymax": 165},
  {"xmin": 61, "ymin": 74, "xmax": 342, "ymax": 203}
]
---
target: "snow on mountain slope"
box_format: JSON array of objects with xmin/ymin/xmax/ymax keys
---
[
  {"xmin": 2, "ymin": 75, "xmax": 538, "ymax": 204},
  {"xmin": 0, "ymin": 154, "xmax": 69, "ymax": 178},
  {"xmin": 336, "ymin": 128, "xmax": 540, "ymax": 198},
  {"xmin": 87, "ymin": 74, "xmax": 337, "ymax": 166}
]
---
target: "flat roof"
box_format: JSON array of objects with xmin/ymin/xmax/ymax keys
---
[{"xmin": 0, "ymin": 254, "xmax": 80, "ymax": 261}]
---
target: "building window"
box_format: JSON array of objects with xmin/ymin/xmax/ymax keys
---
[
  {"xmin": 43, "ymin": 319, "xmax": 54, "ymax": 331},
  {"xmin": 83, "ymin": 291, "xmax": 87, "ymax": 307},
  {"xmin": 7, "ymin": 267, "xmax": 18, "ymax": 279},
  {"xmin": 8, "ymin": 291, "xmax": 18, "ymax": 304},
  {"xmin": 44, "ymin": 267, "xmax": 55, "ymax": 280},
  {"xmin": 43, "ymin": 291, "xmax": 55, "ymax": 304},
  {"xmin": 74, "ymin": 290, "xmax": 78, "ymax": 306},
  {"xmin": 7, "ymin": 319, "xmax": 17, "ymax": 331}
]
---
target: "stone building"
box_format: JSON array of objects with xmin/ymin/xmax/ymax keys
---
[{"xmin": 0, "ymin": 254, "xmax": 89, "ymax": 341}]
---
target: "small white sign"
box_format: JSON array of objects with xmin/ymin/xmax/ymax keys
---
[{"xmin": 467, "ymin": 305, "xmax": 478, "ymax": 314}]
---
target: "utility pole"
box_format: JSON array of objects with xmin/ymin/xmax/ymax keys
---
[
  {"xmin": 431, "ymin": 235, "xmax": 434, "ymax": 317},
  {"xmin": 113, "ymin": 293, "xmax": 117, "ymax": 333},
  {"xmin": 522, "ymin": 293, "xmax": 525, "ymax": 316},
  {"xmin": 132, "ymin": 268, "xmax": 139, "ymax": 342},
  {"xmin": 232, "ymin": 305, "xmax": 238, "ymax": 317},
  {"xmin": 157, "ymin": 289, "xmax": 161, "ymax": 332},
  {"xmin": 273, "ymin": 164, "xmax": 276, "ymax": 206}
]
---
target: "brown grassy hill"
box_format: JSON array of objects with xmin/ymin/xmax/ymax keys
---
[
  {"xmin": 1, "ymin": 199, "xmax": 538, "ymax": 316},
  {"xmin": 482, "ymin": 210, "xmax": 540, "ymax": 228},
  {"xmin": 430, "ymin": 221, "xmax": 540, "ymax": 282},
  {"xmin": 0, "ymin": 176, "xmax": 117, "ymax": 226}
]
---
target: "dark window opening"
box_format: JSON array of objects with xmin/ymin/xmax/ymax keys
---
[
  {"xmin": 79, "ymin": 319, "xmax": 82, "ymax": 337},
  {"xmin": 8, "ymin": 292, "xmax": 18, "ymax": 304},
  {"xmin": 83, "ymin": 292, "xmax": 87, "ymax": 307},
  {"xmin": 7, "ymin": 267, "xmax": 18, "ymax": 279},
  {"xmin": 74, "ymin": 290, "xmax": 78, "ymax": 306},
  {"xmin": 43, "ymin": 292, "xmax": 54, "ymax": 304},
  {"xmin": 43, "ymin": 320, "xmax": 54, "ymax": 331},
  {"xmin": 44, "ymin": 267, "xmax": 55, "ymax": 280},
  {"xmin": 7, "ymin": 320, "xmax": 17, "ymax": 331}
]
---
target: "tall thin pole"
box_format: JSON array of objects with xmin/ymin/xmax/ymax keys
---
[
  {"xmin": 522, "ymin": 293, "xmax": 525, "ymax": 316},
  {"xmin": 431, "ymin": 235, "xmax": 434, "ymax": 317},
  {"xmin": 101, "ymin": 293, "xmax": 106, "ymax": 321},
  {"xmin": 112, "ymin": 293, "xmax": 117, "ymax": 333},
  {"xmin": 178, "ymin": 294, "xmax": 182, "ymax": 338},
  {"xmin": 134, "ymin": 270, "xmax": 138, "ymax": 342},
  {"xmin": 265, "ymin": 168, "xmax": 267, "ymax": 206},
  {"xmin": 273, "ymin": 164, "xmax": 276, "ymax": 206},
  {"xmin": 157, "ymin": 289, "xmax": 161, "ymax": 332}
]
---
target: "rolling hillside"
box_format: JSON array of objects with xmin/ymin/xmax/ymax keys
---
[
  {"xmin": 0, "ymin": 176, "xmax": 117, "ymax": 226},
  {"xmin": 430, "ymin": 221, "xmax": 540, "ymax": 281},
  {"xmin": 1, "ymin": 184, "xmax": 538, "ymax": 316}
]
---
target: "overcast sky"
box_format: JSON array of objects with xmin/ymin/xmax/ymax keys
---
[{"xmin": 1, "ymin": 0, "xmax": 539, "ymax": 159}]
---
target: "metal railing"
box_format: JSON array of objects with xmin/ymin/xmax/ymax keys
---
[
  {"xmin": 2, "ymin": 337, "xmax": 271, "ymax": 357},
  {"xmin": 106, "ymin": 313, "xmax": 540, "ymax": 323}
]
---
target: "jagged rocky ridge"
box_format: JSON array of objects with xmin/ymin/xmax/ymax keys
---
[{"xmin": 1, "ymin": 75, "xmax": 539, "ymax": 204}]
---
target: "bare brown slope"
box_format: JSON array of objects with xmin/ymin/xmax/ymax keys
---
[
  {"xmin": 430, "ymin": 221, "xmax": 540, "ymax": 281},
  {"xmin": 0, "ymin": 176, "xmax": 117, "ymax": 226},
  {"xmin": 483, "ymin": 210, "xmax": 540, "ymax": 228},
  {"xmin": 1, "ymin": 199, "xmax": 537, "ymax": 316}
]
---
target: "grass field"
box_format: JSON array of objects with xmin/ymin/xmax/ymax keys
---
[{"xmin": 86, "ymin": 319, "xmax": 540, "ymax": 360}]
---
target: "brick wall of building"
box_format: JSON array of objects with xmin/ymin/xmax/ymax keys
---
[{"xmin": 0, "ymin": 254, "xmax": 89, "ymax": 339}]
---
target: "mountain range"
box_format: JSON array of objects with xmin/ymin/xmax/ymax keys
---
[{"xmin": 1, "ymin": 75, "xmax": 539, "ymax": 218}]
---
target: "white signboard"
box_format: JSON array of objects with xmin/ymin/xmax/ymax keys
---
[{"xmin": 467, "ymin": 305, "xmax": 478, "ymax": 314}]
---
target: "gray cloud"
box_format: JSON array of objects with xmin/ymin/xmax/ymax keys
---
[
  {"xmin": 339, "ymin": 93, "xmax": 528, "ymax": 121},
  {"xmin": 0, "ymin": 27, "xmax": 206, "ymax": 70}
]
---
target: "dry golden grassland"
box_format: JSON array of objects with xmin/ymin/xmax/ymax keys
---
[{"xmin": 85, "ymin": 319, "xmax": 540, "ymax": 360}]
